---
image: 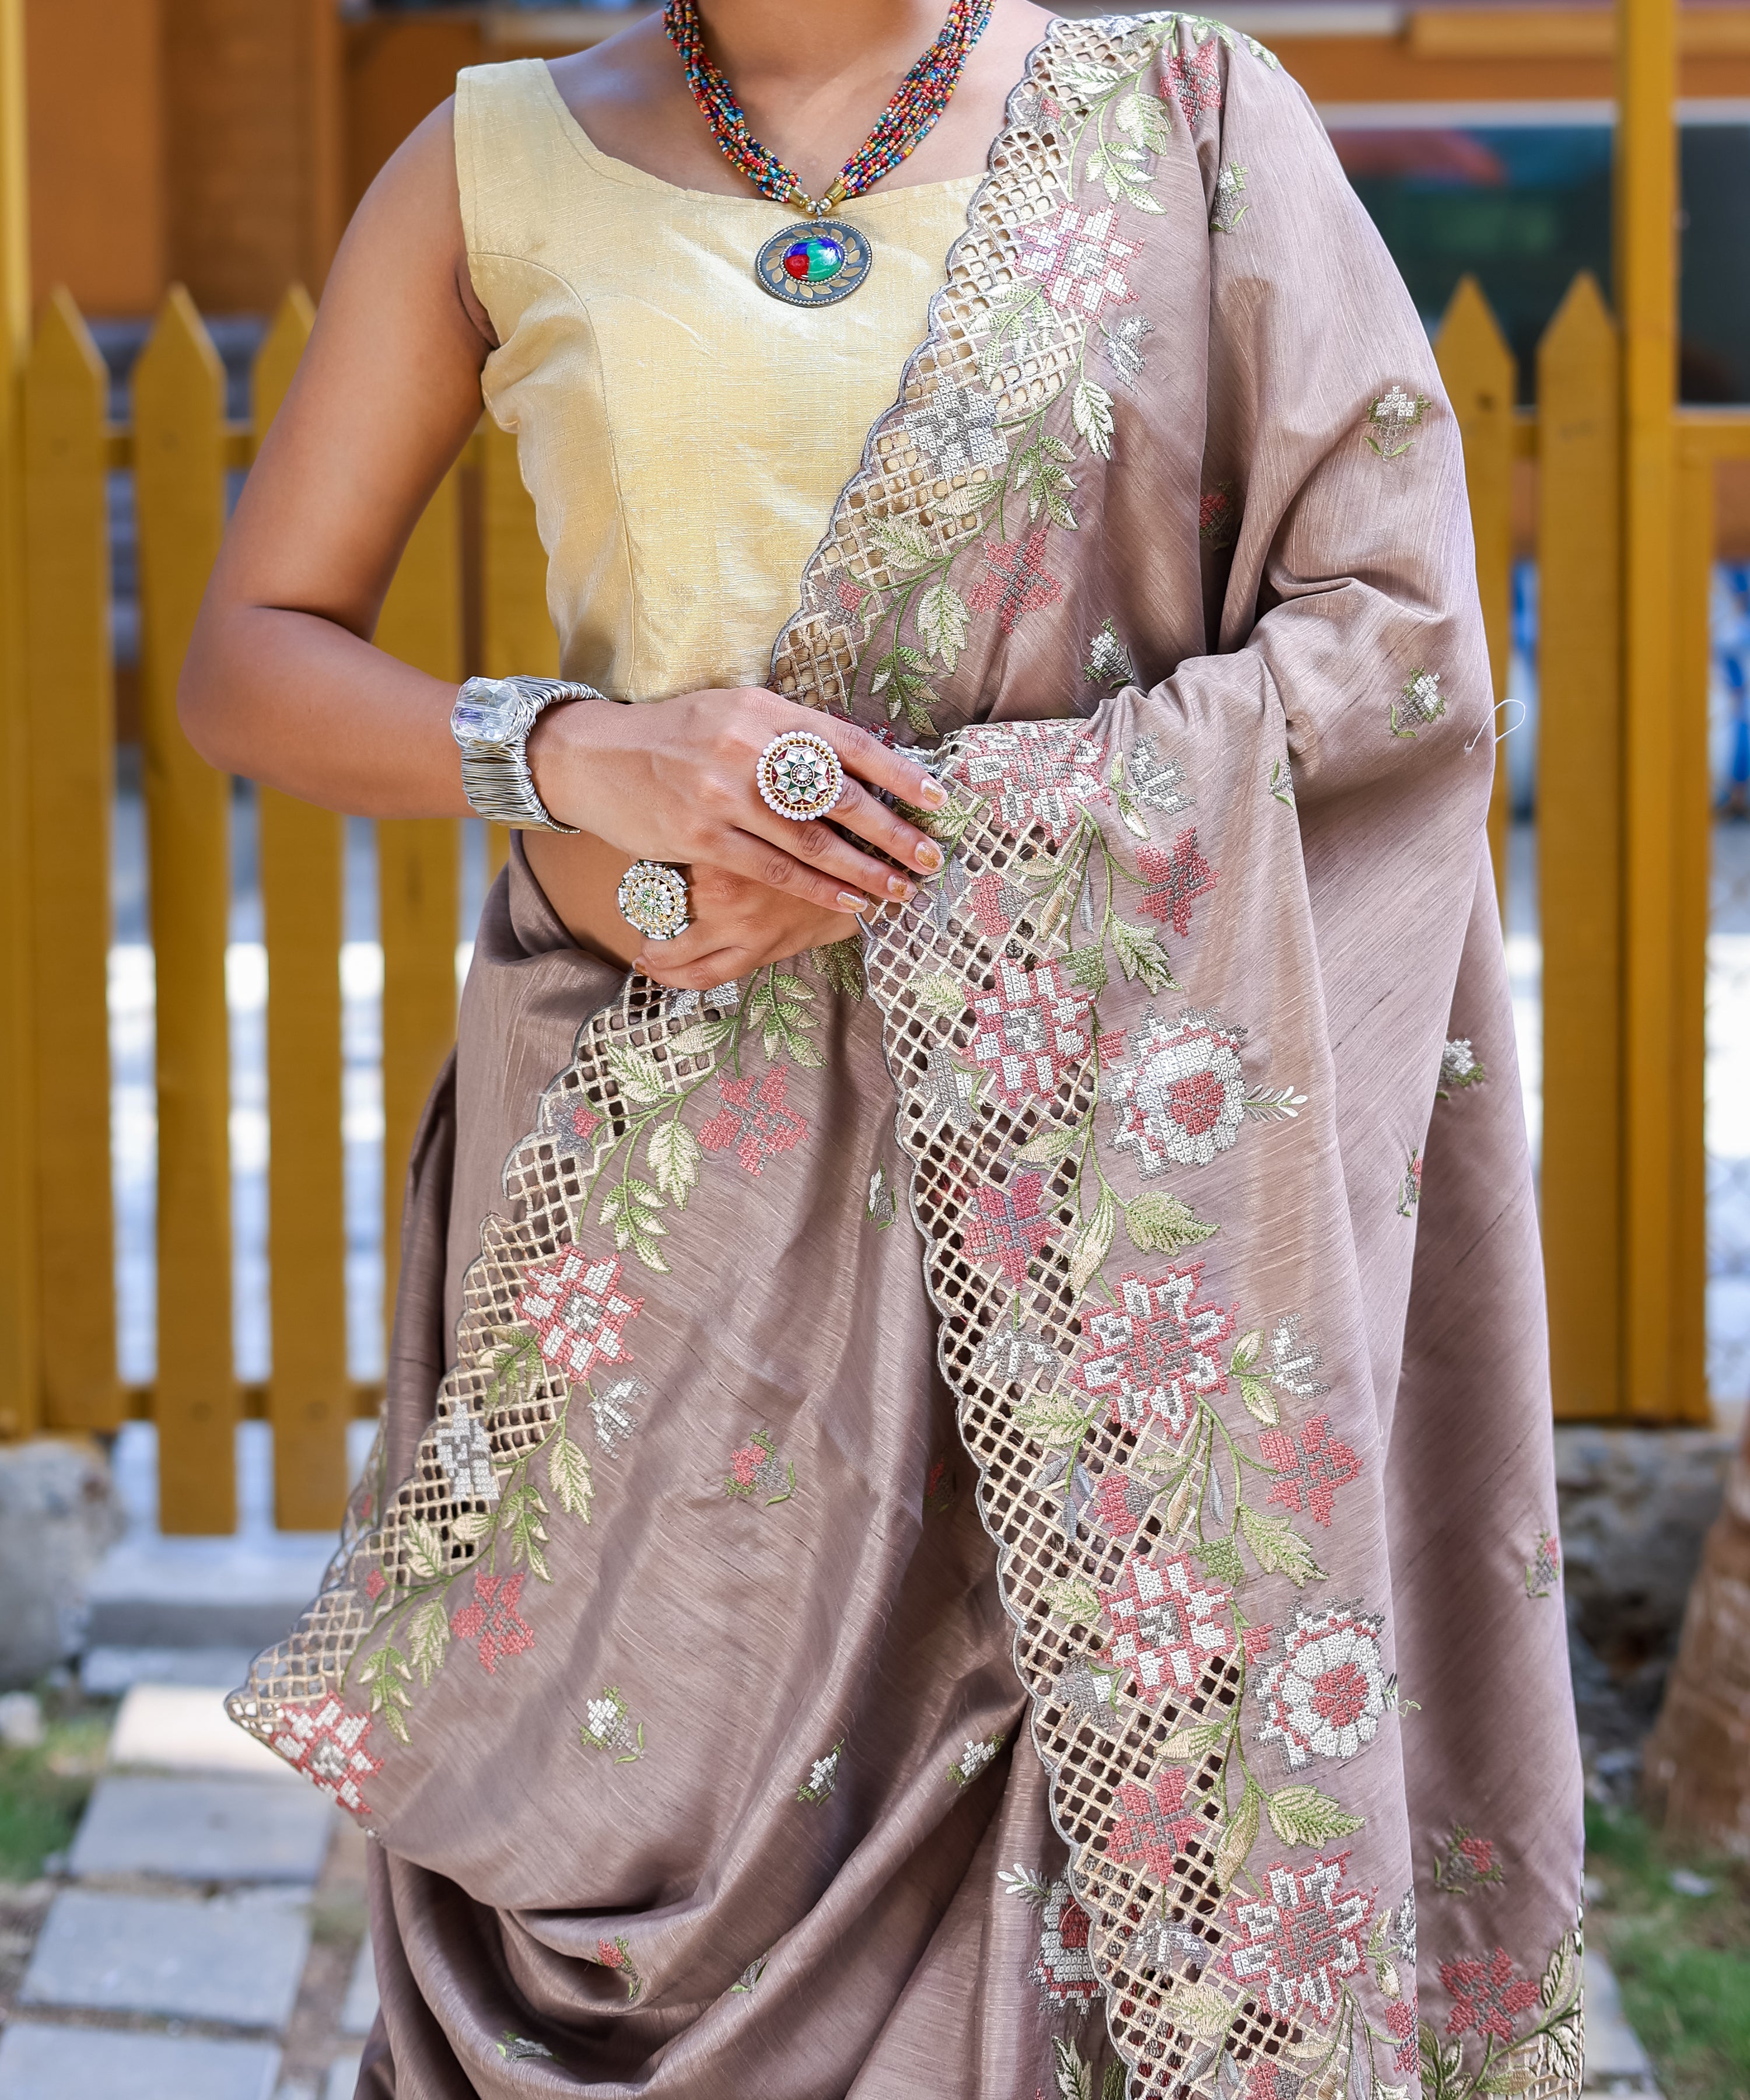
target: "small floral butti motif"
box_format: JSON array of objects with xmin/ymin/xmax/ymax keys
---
[
  {"xmin": 1083, "ymin": 617, "xmax": 1136, "ymax": 688},
  {"xmin": 724, "ymin": 1429, "xmax": 795, "ymax": 1506},
  {"xmin": 1198, "ymin": 481, "xmax": 1238, "ymax": 547},
  {"xmin": 514, "ymin": 1248, "xmax": 644, "ymax": 1385},
  {"xmin": 497, "ymin": 2032, "xmax": 554, "ymax": 2062},
  {"xmin": 1035, "ymin": 1878, "xmax": 1101, "ymax": 2014},
  {"xmin": 449, "ymin": 1570, "xmax": 534, "ymax": 1675},
  {"xmin": 1525, "ymin": 1527, "xmax": 1561, "ymax": 1599},
  {"xmin": 949, "ymin": 1732, "xmax": 1005, "ymax": 1787},
  {"xmin": 1099, "ymin": 1548, "xmax": 1235, "ymax": 1703},
  {"xmin": 1217, "ymin": 1853, "xmax": 1375, "ymax": 2024},
  {"xmin": 1209, "ymin": 162, "xmax": 1248, "ymax": 233},
  {"xmin": 1128, "ymin": 734, "xmax": 1192, "ymax": 816},
  {"xmin": 967, "ymin": 957, "xmax": 1095, "ymax": 1107},
  {"xmin": 1439, "ymin": 1035, "xmax": 1488, "ymax": 1097},
  {"xmin": 797, "ymin": 1741, "xmax": 843, "ymax": 1804},
  {"xmin": 267, "ymin": 1698, "xmax": 383, "ymax": 1815},
  {"xmin": 1166, "ymin": 37, "xmax": 1222, "ymax": 122},
  {"xmin": 698, "ymin": 1068, "xmax": 808, "ymax": 1175},
  {"xmin": 1391, "ymin": 666, "xmax": 1446, "ymax": 739},
  {"xmin": 1366, "ymin": 383, "xmax": 1430, "ymax": 459},
  {"xmin": 1434, "ymin": 1824, "xmax": 1508, "ymax": 1896},
  {"xmin": 923, "ymin": 1452, "xmax": 959, "ymax": 1514},
  {"xmin": 1107, "ymin": 1009, "xmax": 1304, "ymax": 1175},
  {"xmin": 865, "ymin": 1163, "xmax": 897, "ymax": 1229},
  {"xmin": 579, "ymin": 1684, "xmax": 644, "ymax": 1762},
  {"xmin": 1070, "ymin": 1265, "xmax": 1236, "ymax": 1436},
  {"xmin": 540, "ymin": 1089, "xmax": 601, "ymax": 1162},
  {"xmin": 1254, "ymin": 1602, "xmax": 1390, "ymax": 1769},
  {"xmin": 589, "ymin": 1375, "xmax": 645, "ymax": 1457},
  {"xmin": 596, "ymin": 1935, "xmax": 643, "ymax": 2003},
  {"xmin": 1102, "ymin": 310, "xmax": 1153, "ymax": 390},
  {"xmin": 1441, "ymin": 1946, "xmax": 1541, "ymax": 2042},
  {"xmin": 1396, "ymin": 1149, "xmax": 1423, "ymax": 1217}
]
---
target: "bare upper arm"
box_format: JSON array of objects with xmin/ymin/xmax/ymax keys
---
[{"xmin": 200, "ymin": 97, "xmax": 495, "ymax": 640}]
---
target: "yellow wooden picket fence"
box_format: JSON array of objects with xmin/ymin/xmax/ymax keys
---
[{"xmin": 5, "ymin": 268, "xmax": 1749, "ymax": 1532}]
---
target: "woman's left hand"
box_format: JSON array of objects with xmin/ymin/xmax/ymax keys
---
[{"xmin": 631, "ymin": 862, "xmax": 870, "ymax": 990}]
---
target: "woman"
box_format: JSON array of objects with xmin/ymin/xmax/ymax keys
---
[{"xmin": 186, "ymin": 4, "xmax": 1584, "ymax": 2095}]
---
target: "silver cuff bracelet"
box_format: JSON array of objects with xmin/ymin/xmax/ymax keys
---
[{"xmin": 449, "ymin": 674, "xmax": 607, "ymax": 832}]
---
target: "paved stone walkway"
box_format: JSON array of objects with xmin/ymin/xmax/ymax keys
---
[{"xmin": 0, "ymin": 1684, "xmax": 372, "ymax": 2100}]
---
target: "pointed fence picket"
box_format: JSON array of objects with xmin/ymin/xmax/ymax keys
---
[{"xmin": 3, "ymin": 272, "xmax": 1749, "ymax": 1526}]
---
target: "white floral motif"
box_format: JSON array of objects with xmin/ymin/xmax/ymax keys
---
[
  {"xmin": 1100, "ymin": 1548, "xmax": 1234, "ymax": 1702},
  {"xmin": 902, "ymin": 381, "xmax": 1008, "ymax": 478},
  {"xmin": 1210, "ymin": 162, "xmax": 1248, "ymax": 233},
  {"xmin": 798, "ymin": 1742, "xmax": 842, "ymax": 1804},
  {"xmin": 1108, "ymin": 1010, "xmax": 1247, "ymax": 1173},
  {"xmin": 1031, "ymin": 1877, "xmax": 1099, "ymax": 2011},
  {"xmin": 1071, "ymin": 1266, "xmax": 1234, "ymax": 1435},
  {"xmin": 1391, "ymin": 667, "xmax": 1446, "ymax": 738},
  {"xmin": 957, "ymin": 720, "xmax": 1110, "ymax": 844},
  {"xmin": 967, "ymin": 957, "xmax": 1095, "ymax": 1107},
  {"xmin": 1102, "ymin": 312, "xmax": 1153, "ymax": 389},
  {"xmin": 433, "ymin": 1410, "xmax": 499, "ymax": 1506},
  {"xmin": 1219, "ymin": 1854, "xmax": 1375, "ymax": 2024},
  {"xmin": 589, "ymin": 1376, "xmax": 645, "ymax": 1457},
  {"xmin": 515, "ymin": 1250, "xmax": 643, "ymax": 1384},
  {"xmin": 1254, "ymin": 1602, "xmax": 1390, "ymax": 1769}
]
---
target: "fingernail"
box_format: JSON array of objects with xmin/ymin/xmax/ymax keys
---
[
  {"xmin": 915, "ymin": 840, "xmax": 944, "ymax": 872},
  {"xmin": 887, "ymin": 874, "xmax": 918, "ymax": 901},
  {"xmin": 838, "ymin": 890, "xmax": 869, "ymax": 912},
  {"xmin": 919, "ymin": 778, "xmax": 949, "ymax": 809}
]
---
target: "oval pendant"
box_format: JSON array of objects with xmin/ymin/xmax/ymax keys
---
[{"xmin": 755, "ymin": 218, "xmax": 872, "ymax": 307}]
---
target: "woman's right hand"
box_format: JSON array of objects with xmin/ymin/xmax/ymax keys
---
[{"xmin": 528, "ymin": 685, "xmax": 950, "ymax": 916}]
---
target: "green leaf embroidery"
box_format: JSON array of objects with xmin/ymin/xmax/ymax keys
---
[
  {"xmin": 1212, "ymin": 1774, "xmax": 1262, "ymax": 1891},
  {"xmin": 1062, "ymin": 944, "xmax": 1108, "ymax": 995},
  {"xmin": 1238, "ymin": 1502, "xmax": 1325, "ymax": 1587},
  {"xmin": 547, "ymin": 1433, "xmax": 594, "ymax": 1520},
  {"xmin": 1042, "ymin": 1576, "xmax": 1101, "ymax": 1623},
  {"xmin": 502, "ymin": 1483, "xmax": 552, "ymax": 1582},
  {"xmin": 811, "ymin": 939, "xmax": 865, "ymax": 999},
  {"xmin": 403, "ymin": 1519, "xmax": 446, "ymax": 1584},
  {"xmin": 1165, "ymin": 1979, "xmax": 1238, "ymax": 2038},
  {"xmin": 910, "ymin": 971, "xmax": 967, "ymax": 1019},
  {"xmin": 359, "ymin": 1644, "xmax": 413, "ymax": 1745},
  {"xmin": 1115, "ymin": 88, "xmax": 1174, "ymax": 152},
  {"xmin": 449, "ymin": 1508, "xmax": 494, "ymax": 1545},
  {"xmin": 1125, "ymin": 1191, "xmax": 1218, "ymax": 1254},
  {"xmin": 1111, "ymin": 918, "xmax": 1177, "ymax": 992},
  {"xmin": 1072, "ymin": 377, "xmax": 1116, "ymax": 459},
  {"xmin": 1102, "ymin": 2065, "xmax": 1126, "ymax": 2100},
  {"xmin": 1016, "ymin": 1120, "xmax": 1082, "ymax": 1166},
  {"xmin": 1053, "ymin": 2036, "xmax": 1094, "ymax": 2100},
  {"xmin": 918, "ymin": 580, "xmax": 971, "ymax": 671},
  {"xmin": 1161, "ymin": 1719, "xmax": 1227, "ymax": 1760},
  {"xmin": 648, "ymin": 1119, "xmax": 702, "ymax": 1208},
  {"xmin": 1267, "ymin": 1783, "xmax": 1366, "ymax": 1847},
  {"xmin": 668, "ymin": 1017, "xmax": 737, "ymax": 1059},
  {"xmin": 1069, "ymin": 1188, "xmax": 1118, "ymax": 1297},
  {"xmin": 1015, "ymin": 1392, "xmax": 1100, "ymax": 1448},
  {"xmin": 407, "ymin": 1597, "xmax": 449, "ymax": 1686},
  {"xmin": 607, "ymin": 1044, "xmax": 667, "ymax": 1109},
  {"xmin": 869, "ymin": 515, "xmax": 937, "ymax": 573},
  {"xmin": 1194, "ymin": 1534, "xmax": 1245, "ymax": 1590}
]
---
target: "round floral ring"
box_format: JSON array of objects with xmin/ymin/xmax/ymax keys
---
[
  {"xmin": 755, "ymin": 730, "xmax": 846, "ymax": 822},
  {"xmin": 617, "ymin": 860, "xmax": 690, "ymax": 942}
]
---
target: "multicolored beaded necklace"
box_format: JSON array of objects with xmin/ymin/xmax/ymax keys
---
[{"xmin": 662, "ymin": 0, "xmax": 994, "ymax": 307}]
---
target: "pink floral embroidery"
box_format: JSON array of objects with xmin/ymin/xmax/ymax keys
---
[
  {"xmin": 268, "ymin": 1698, "xmax": 384, "ymax": 1817},
  {"xmin": 1088, "ymin": 1466, "xmax": 1155, "ymax": 1538},
  {"xmin": 1525, "ymin": 1528, "xmax": 1560, "ymax": 1599},
  {"xmin": 965, "ymin": 869, "xmax": 1030, "ymax": 940},
  {"xmin": 546, "ymin": 1095, "xmax": 601, "ymax": 1158},
  {"xmin": 450, "ymin": 1570, "xmax": 535, "ymax": 1675},
  {"xmin": 967, "ymin": 957, "xmax": 1095, "ymax": 1107},
  {"xmin": 1254, "ymin": 1603, "xmax": 1390, "ymax": 1769},
  {"xmin": 1217, "ymin": 1854, "xmax": 1375, "ymax": 2025},
  {"xmin": 1105, "ymin": 1765, "xmax": 1206, "ymax": 1878},
  {"xmin": 516, "ymin": 1249, "xmax": 643, "ymax": 1384},
  {"xmin": 832, "ymin": 573, "xmax": 869, "ymax": 618},
  {"xmin": 1244, "ymin": 2063, "xmax": 1300, "ymax": 2100},
  {"xmin": 925, "ymin": 1453, "xmax": 958, "ymax": 1514},
  {"xmin": 699, "ymin": 1068, "xmax": 808, "ymax": 1175},
  {"xmin": 1258, "ymin": 1414, "xmax": 1362, "ymax": 1528},
  {"xmin": 963, "ymin": 1172, "xmax": 1057, "ymax": 1287},
  {"xmin": 1100, "ymin": 1549, "xmax": 1234, "ymax": 1703},
  {"xmin": 597, "ymin": 1934, "xmax": 643, "ymax": 2003},
  {"xmin": 1434, "ymin": 1824, "xmax": 1507, "ymax": 1896},
  {"xmin": 1137, "ymin": 827, "xmax": 1217, "ymax": 937},
  {"xmin": 967, "ymin": 527, "xmax": 1064, "ymax": 634},
  {"xmin": 1385, "ymin": 1995, "xmax": 1419, "ymax": 2071},
  {"xmin": 1166, "ymin": 37, "xmax": 1223, "ymax": 122},
  {"xmin": 1441, "ymin": 1948, "xmax": 1541, "ymax": 2042},
  {"xmin": 1199, "ymin": 485, "xmax": 1238, "ymax": 548},
  {"xmin": 364, "ymin": 1569, "xmax": 387, "ymax": 1602},
  {"xmin": 1108, "ymin": 1010, "xmax": 1248, "ymax": 1174},
  {"xmin": 1396, "ymin": 1149, "xmax": 1423, "ymax": 1216},
  {"xmin": 1072, "ymin": 1266, "xmax": 1236, "ymax": 1436},
  {"xmin": 725, "ymin": 1428, "xmax": 795, "ymax": 1505},
  {"xmin": 1032, "ymin": 1879, "xmax": 1100, "ymax": 2010},
  {"xmin": 956, "ymin": 720, "xmax": 1108, "ymax": 844},
  {"xmin": 1014, "ymin": 202, "xmax": 1140, "ymax": 318},
  {"xmin": 1242, "ymin": 1622, "xmax": 1276, "ymax": 1665}
]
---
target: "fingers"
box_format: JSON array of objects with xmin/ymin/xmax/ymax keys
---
[
  {"xmin": 825, "ymin": 776, "xmax": 946, "ymax": 880},
  {"xmin": 710, "ymin": 823, "xmax": 902, "ymax": 915},
  {"xmin": 636, "ymin": 943, "xmax": 750, "ymax": 992},
  {"xmin": 813, "ymin": 715, "xmax": 947, "ymax": 815}
]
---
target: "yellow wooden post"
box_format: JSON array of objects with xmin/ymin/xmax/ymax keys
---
[
  {"xmin": 0, "ymin": 0, "xmax": 37, "ymax": 1442},
  {"xmin": 1435, "ymin": 275, "xmax": 1517, "ymax": 919},
  {"xmin": 480, "ymin": 420, "xmax": 555, "ymax": 884},
  {"xmin": 134, "ymin": 288, "xmax": 235, "ymax": 1531},
  {"xmin": 1670, "ymin": 441, "xmax": 1714, "ymax": 1422},
  {"xmin": 1617, "ymin": 0, "xmax": 1682, "ymax": 1419},
  {"xmin": 1538, "ymin": 274, "xmax": 1623, "ymax": 1419},
  {"xmin": 253, "ymin": 287, "xmax": 349, "ymax": 1528},
  {"xmin": 24, "ymin": 292, "xmax": 120, "ymax": 1430},
  {"xmin": 375, "ymin": 473, "xmax": 463, "ymax": 1330}
]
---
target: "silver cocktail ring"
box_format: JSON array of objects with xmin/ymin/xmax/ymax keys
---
[
  {"xmin": 617, "ymin": 861, "xmax": 690, "ymax": 942},
  {"xmin": 755, "ymin": 730, "xmax": 846, "ymax": 822}
]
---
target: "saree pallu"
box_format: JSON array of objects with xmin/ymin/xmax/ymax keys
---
[{"xmin": 230, "ymin": 15, "xmax": 1584, "ymax": 2097}]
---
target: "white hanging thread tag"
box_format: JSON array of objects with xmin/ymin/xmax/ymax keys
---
[{"xmin": 1466, "ymin": 698, "xmax": 1527, "ymax": 756}]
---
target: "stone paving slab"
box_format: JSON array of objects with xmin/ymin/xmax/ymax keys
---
[
  {"xmin": 322, "ymin": 2056, "xmax": 362, "ymax": 2100},
  {"xmin": 20, "ymin": 1888, "xmax": 310, "ymax": 2029},
  {"xmin": 1582, "ymin": 1947, "xmax": 1662, "ymax": 2095},
  {"xmin": 82, "ymin": 1647, "xmax": 260, "ymax": 1699},
  {"xmin": 0, "ymin": 2022, "xmax": 281, "ymax": 2100},
  {"xmin": 68, "ymin": 1776, "xmax": 332, "ymax": 1884},
  {"xmin": 340, "ymin": 1935, "xmax": 378, "ymax": 2038},
  {"xmin": 108, "ymin": 1685, "xmax": 296, "ymax": 1782}
]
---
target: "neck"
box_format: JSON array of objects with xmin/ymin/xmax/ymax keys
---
[{"xmin": 690, "ymin": 0, "xmax": 958, "ymax": 91}]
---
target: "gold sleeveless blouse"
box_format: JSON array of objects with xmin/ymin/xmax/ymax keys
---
[{"xmin": 454, "ymin": 58, "xmax": 978, "ymax": 701}]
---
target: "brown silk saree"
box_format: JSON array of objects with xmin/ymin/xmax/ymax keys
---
[{"xmin": 230, "ymin": 15, "xmax": 1585, "ymax": 2097}]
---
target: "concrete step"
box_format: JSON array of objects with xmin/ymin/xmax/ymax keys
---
[
  {"xmin": 69, "ymin": 1776, "xmax": 333, "ymax": 1885},
  {"xmin": 0, "ymin": 2024, "xmax": 280, "ymax": 2100},
  {"xmin": 107, "ymin": 1684, "xmax": 298, "ymax": 1784},
  {"xmin": 84, "ymin": 1536, "xmax": 331, "ymax": 1654}
]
